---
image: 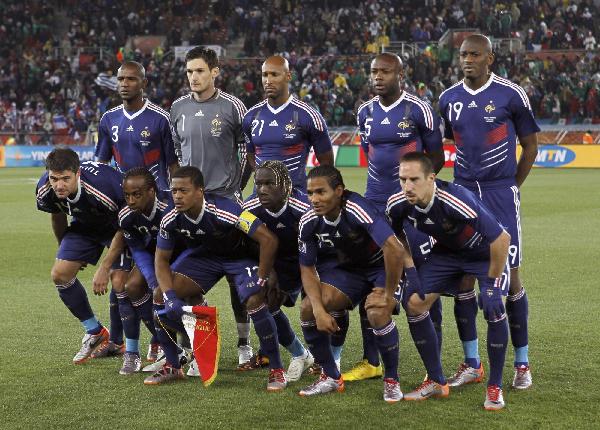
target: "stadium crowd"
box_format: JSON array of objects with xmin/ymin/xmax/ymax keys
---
[{"xmin": 1, "ymin": 0, "xmax": 599, "ymax": 141}]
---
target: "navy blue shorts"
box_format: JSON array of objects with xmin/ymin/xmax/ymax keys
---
[
  {"xmin": 273, "ymin": 259, "xmax": 302, "ymax": 306},
  {"xmin": 317, "ymin": 260, "xmax": 386, "ymax": 308},
  {"xmin": 171, "ymin": 248, "xmax": 260, "ymax": 303},
  {"xmin": 56, "ymin": 231, "xmax": 132, "ymax": 271},
  {"xmin": 418, "ymin": 251, "xmax": 510, "ymax": 297}
]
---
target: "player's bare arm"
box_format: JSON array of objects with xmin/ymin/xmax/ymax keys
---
[
  {"xmin": 315, "ymin": 150, "xmax": 334, "ymax": 167},
  {"xmin": 246, "ymin": 152, "xmax": 256, "ymax": 171},
  {"xmin": 92, "ymin": 230, "xmax": 125, "ymax": 295},
  {"xmin": 50, "ymin": 212, "xmax": 68, "ymax": 244},
  {"xmin": 428, "ymin": 148, "xmax": 445, "ymax": 174},
  {"xmin": 381, "ymin": 235, "xmax": 405, "ymax": 301},
  {"xmin": 168, "ymin": 162, "xmax": 179, "ymax": 178},
  {"xmin": 516, "ymin": 133, "xmax": 539, "ymax": 188},
  {"xmin": 489, "ymin": 230, "xmax": 511, "ymax": 278},
  {"xmin": 247, "ymin": 223, "xmax": 279, "ymax": 280}
]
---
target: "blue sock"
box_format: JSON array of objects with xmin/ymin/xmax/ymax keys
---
[
  {"xmin": 506, "ymin": 288, "xmax": 529, "ymax": 366},
  {"xmin": 109, "ymin": 289, "xmax": 123, "ymax": 344},
  {"xmin": 301, "ymin": 320, "xmax": 340, "ymax": 379},
  {"xmin": 373, "ymin": 320, "xmax": 400, "ymax": 381},
  {"xmin": 132, "ymin": 292, "xmax": 156, "ymax": 340},
  {"xmin": 249, "ymin": 305, "xmax": 282, "ymax": 369},
  {"xmin": 429, "ymin": 297, "xmax": 443, "ymax": 351},
  {"xmin": 407, "ymin": 312, "xmax": 446, "ymax": 384},
  {"xmin": 116, "ymin": 292, "xmax": 140, "ymax": 352},
  {"xmin": 330, "ymin": 310, "xmax": 349, "ymax": 350},
  {"xmin": 359, "ymin": 302, "xmax": 379, "ymax": 366},
  {"xmin": 487, "ymin": 317, "xmax": 509, "ymax": 387},
  {"xmin": 56, "ymin": 278, "xmax": 98, "ymax": 331},
  {"xmin": 271, "ymin": 309, "xmax": 295, "ymax": 347},
  {"xmin": 125, "ymin": 338, "xmax": 140, "ymax": 355},
  {"xmin": 454, "ymin": 290, "xmax": 480, "ymax": 368}
]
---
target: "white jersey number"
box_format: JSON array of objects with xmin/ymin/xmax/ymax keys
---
[
  {"xmin": 111, "ymin": 126, "xmax": 119, "ymax": 142},
  {"xmin": 447, "ymin": 102, "xmax": 464, "ymax": 122},
  {"xmin": 251, "ymin": 119, "xmax": 265, "ymax": 137}
]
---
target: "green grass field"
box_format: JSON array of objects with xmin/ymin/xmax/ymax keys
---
[{"xmin": 1, "ymin": 167, "xmax": 599, "ymax": 429}]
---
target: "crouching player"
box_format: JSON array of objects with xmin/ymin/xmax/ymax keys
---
[
  {"xmin": 146, "ymin": 166, "xmax": 287, "ymax": 391},
  {"xmin": 387, "ymin": 152, "xmax": 510, "ymax": 410},
  {"xmin": 243, "ymin": 160, "xmax": 314, "ymax": 381},
  {"xmin": 297, "ymin": 166, "xmax": 405, "ymax": 402},
  {"xmin": 36, "ymin": 148, "xmax": 131, "ymax": 364}
]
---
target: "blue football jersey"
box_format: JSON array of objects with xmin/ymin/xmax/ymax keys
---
[
  {"xmin": 439, "ymin": 73, "xmax": 540, "ymax": 184},
  {"xmin": 242, "ymin": 96, "xmax": 332, "ymax": 190},
  {"xmin": 298, "ymin": 191, "xmax": 395, "ymax": 268},
  {"xmin": 386, "ymin": 180, "xmax": 504, "ymax": 257},
  {"xmin": 95, "ymin": 99, "xmax": 178, "ymax": 192},
  {"xmin": 36, "ymin": 162, "xmax": 124, "ymax": 239},
  {"xmin": 119, "ymin": 198, "xmax": 172, "ymax": 253},
  {"xmin": 243, "ymin": 189, "xmax": 310, "ymax": 263},
  {"xmin": 357, "ymin": 93, "xmax": 442, "ymax": 206},
  {"xmin": 157, "ymin": 194, "xmax": 263, "ymax": 258}
]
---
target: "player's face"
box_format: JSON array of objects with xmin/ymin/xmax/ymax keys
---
[
  {"xmin": 459, "ymin": 40, "xmax": 493, "ymax": 80},
  {"xmin": 117, "ymin": 66, "xmax": 146, "ymax": 101},
  {"xmin": 261, "ymin": 62, "xmax": 290, "ymax": 101},
  {"xmin": 255, "ymin": 168, "xmax": 286, "ymax": 212},
  {"xmin": 123, "ymin": 177, "xmax": 155, "ymax": 213},
  {"xmin": 186, "ymin": 58, "xmax": 218, "ymax": 95},
  {"xmin": 399, "ymin": 161, "xmax": 435, "ymax": 207},
  {"xmin": 307, "ymin": 177, "xmax": 343, "ymax": 219},
  {"xmin": 48, "ymin": 169, "xmax": 79, "ymax": 199},
  {"xmin": 171, "ymin": 177, "xmax": 204, "ymax": 213},
  {"xmin": 370, "ymin": 58, "xmax": 402, "ymax": 96}
]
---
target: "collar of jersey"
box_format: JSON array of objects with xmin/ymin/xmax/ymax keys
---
[
  {"xmin": 184, "ymin": 199, "xmax": 206, "ymax": 224},
  {"xmin": 323, "ymin": 210, "xmax": 341, "ymax": 227},
  {"xmin": 122, "ymin": 98, "xmax": 149, "ymax": 120},
  {"xmin": 377, "ymin": 91, "xmax": 406, "ymax": 112},
  {"xmin": 461, "ymin": 73, "xmax": 495, "ymax": 96},
  {"xmin": 265, "ymin": 200, "xmax": 288, "ymax": 218},
  {"xmin": 415, "ymin": 182, "xmax": 437, "ymax": 214},
  {"xmin": 143, "ymin": 198, "xmax": 159, "ymax": 221},
  {"xmin": 66, "ymin": 177, "xmax": 82, "ymax": 204},
  {"xmin": 267, "ymin": 95, "xmax": 293, "ymax": 115}
]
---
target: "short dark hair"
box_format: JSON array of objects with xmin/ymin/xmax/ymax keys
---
[
  {"xmin": 171, "ymin": 166, "xmax": 204, "ymax": 188},
  {"xmin": 307, "ymin": 165, "xmax": 345, "ymax": 190},
  {"xmin": 123, "ymin": 167, "xmax": 157, "ymax": 192},
  {"xmin": 185, "ymin": 46, "xmax": 219, "ymax": 70},
  {"xmin": 399, "ymin": 152, "xmax": 434, "ymax": 176},
  {"xmin": 45, "ymin": 148, "xmax": 80, "ymax": 172}
]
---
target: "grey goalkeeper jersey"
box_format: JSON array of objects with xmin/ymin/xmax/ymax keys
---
[{"xmin": 170, "ymin": 90, "xmax": 248, "ymax": 198}]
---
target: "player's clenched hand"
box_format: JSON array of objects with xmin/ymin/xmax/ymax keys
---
[
  {"xmin": 164, "ymin": 290, "xmax": 184, "ymax": 319},
  {"xmin": 479, "ymin": 278, "xmax": 505, "ymax": 320},
  {"xmin": 92, "ymin": 267, "xmax": 109, "ymax": 295},
  {"xmin": 315, "ymin": 310, "xmax": 339, "ymax": 334}
]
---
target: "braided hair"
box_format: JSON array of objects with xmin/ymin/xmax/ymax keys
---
[
  {"xmin": 256, "ymin": 160, "xmax": 292, "ymax": 200},
  {"xmin": 123, "ymin": 166, "xmax": 158, "ymax": 192}
]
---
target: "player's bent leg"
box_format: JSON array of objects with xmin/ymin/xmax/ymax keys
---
[
  {"xmin": 227, "ymin": 275, "xmax": 253, "ymax": 366},
  {"xmin": 92, "ymin": 269, "xmax": 128, "ymax": 358},
  {"xmin": 506, "ymin": 268, "xmax": 532, "ymax": 389},
  {"xmin": 51, "ymin": 259, "xmax": 110, "ymax": 364}
]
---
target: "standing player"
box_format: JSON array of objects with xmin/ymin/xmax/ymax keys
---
[
  {"xmin": 170, "ymin": 46, "xmax": 253, "ymax": 366},
  {"xmin": 242, "ymin": 160, "xmax": 314, "ymax": 381},
  {"xmin": 243, "ymin": 55, "xmax": 334, "ymax": 191},
  {"xmin": 145, "ymin": 166, "xmax": 286, "ymax": 391},
  {"xmin": 95, "ymin": 61, "xmax": 179, "ymax": 361},
  {"xmin": 347, "ymin": 52, "xmax": 445, "ymax": 381},
  {"xmin": 36, "ymin": 148, "xmax": 130, "ymax": 364},
  {"xmin": 297, "ymin": 166, "xmax": 405, "ymax": 402},
  {"xmin": 439, "ymin": 34, "xmax": 539, "ymax": 389},
  {"xmin": 388, "ymin": 152, "xmax": 511, "ymax": 410}
]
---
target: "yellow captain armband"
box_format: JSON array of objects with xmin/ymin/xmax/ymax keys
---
[{"xmin": 236, "ymin": 210, "xmax": 259, "ymax": 234}]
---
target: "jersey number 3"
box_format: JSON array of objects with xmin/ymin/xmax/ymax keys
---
[{"xmin": 111, "ymin": 126, "xmax": 119, "ymax": 142}]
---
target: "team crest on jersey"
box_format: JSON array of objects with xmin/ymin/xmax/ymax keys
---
[
  {"xmin": 140, "ymin": 129, "xmax": 151, "ymax": 138},
  {"xmin": 398, "ymin": 120, "xmax": 410, "ymax": 129},
  {"xmin": 211, "ymin": 115, "xmax": 222, "ymax": 137},
  {"xmin": 484, "ymin": 101, "xmax": 497, "ymax": 123},
  {"xmin": 397, "ymin": 118, "xmax": 413, "ymax": 138},
  {"xmin": 284, "ymin": 121, "xmax": 297, "ymax": 139}
]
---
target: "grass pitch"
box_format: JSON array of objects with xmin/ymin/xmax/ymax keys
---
[{"xmin": 0, "ymin": 167, "xmax": 598, "ymax": 429}]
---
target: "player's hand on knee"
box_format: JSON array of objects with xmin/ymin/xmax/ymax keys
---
[
  {"xmin": 403, "ymin": 267, "xmax": 424, "ymax": 305},
  {"xmin": 315, "ymin": 310, "xmax": 339, "ymax": 334},
  {"xmin": 164, "ymin": 290, "xmax": 184, "ymax": 319},
  {"xmin": 478, "ymin": 279, "xmax": 506, "ymax": 320},
  {"xmin": 365, "ymin": 288, "xmax": 388, "ymax": 310},
  {"xmin": 92, "ymin": 266, "xmax": 109, "ymax": 295}
]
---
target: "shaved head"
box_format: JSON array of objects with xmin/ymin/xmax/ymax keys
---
[
  {"xmin": 462, "ymin": 34, "xmax": 493, "ymax": 54},
  {"xmin": 118, "ymin": 61, "xmax": 146, "ymax": 78},
  {"xmin": 262, "ymin": 55, "xmax": 291, "ymax": 104},
  {"xmin": 263, "ymin": 55, "xmax": 289, "ymax": 72},
  {"xmin": 374, "ymin": 53, "xmax": 403, "ymax": 71},
  {"xmin": 459, "ymin": 34, "xmax": 494, "ymax": 88}
]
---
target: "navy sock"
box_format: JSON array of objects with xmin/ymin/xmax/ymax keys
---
[
  {"xmin": 487, "ymin": 317, "xmax": 509, "ymax": 387},
  {"xmin": 373, "ymin": 320, "xmax": 399, "ymax": 381},
  {"xmin": 506, "ymin": 288, "xmax": 529, "ymax": 366},
  {"xmin": 359, "ymin": 301, "xmax": 380, "ymax": 366},
  {"xmin": 132, "ymin": 292, "xmax": 156, "ymax": 339},
  {"xmin": 271, "ymin": 309, "xmax": 295, "ymax": 347},
  {"xmin": 153, "ymin": 302, "xmax": 173, "ymax": 346},
  {"xmin": 155, "ymin": 323, "xmax": 181, "ymax": 369},
  {"xmin": 56, "ymin": 278, "xmax": 97, "ymax": 329},
  {"xmin": 116, "ymin": 291, "xmax": 140, "ymax": 352},
  {"xmin": 429, "ymin": 297, "xmax": 443, "ymax": 351},
  {"xmin": 407, "ymin": 312, "xmax": 446, "ymax": 384},
  {"xmin": 109, "ymin": 289, "xmax": 123, "ymax": 344},
  {"xmin": 301, "ymin": 320, "xmax": 340, "ymax": 379},
  {"xmin": 249, "ymin": 304, "xmax": 282, "ymax": 369},
  {"xmin": 330, "ymin": 310, "xmax": 349, "ymax": 349},
  {"xmin": 454, "ymin": 290, "xmax": 480, "ymax": 368}
]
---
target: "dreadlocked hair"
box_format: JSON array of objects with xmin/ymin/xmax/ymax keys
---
[
  {"xmin": 124, "ymin": 166, "xmax": 158, "ymax": 192},
  {"xmin": 256, "ymin": 160, "xmax": 292, "ymax": 199}
]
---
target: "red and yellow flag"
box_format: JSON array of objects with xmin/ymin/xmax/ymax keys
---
[{"xmin": 189, "ymin": 306, "xmax": 221, "ymax": 386}]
